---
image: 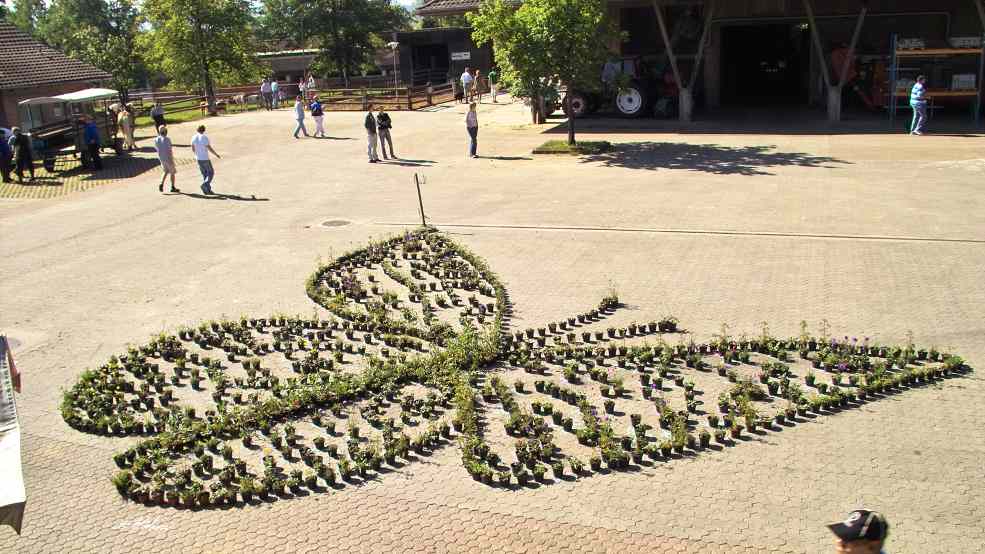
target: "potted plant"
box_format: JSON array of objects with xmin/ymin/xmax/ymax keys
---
[
  {"xmin": 589, "ymin": 455, "xmax": 602, "ymax": 472},
  {"xmin": 698, "ymin": 429, "xmax": 711, "ymax": 448}
]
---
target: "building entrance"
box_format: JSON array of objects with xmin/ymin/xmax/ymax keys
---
[{"xmin": 721, "ymin": 23, "xmax": 811, "ymax": 106}]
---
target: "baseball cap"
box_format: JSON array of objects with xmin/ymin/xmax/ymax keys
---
[{"xmin": 828, "ymin": 510, "xmax": 889, "ymax": 542}]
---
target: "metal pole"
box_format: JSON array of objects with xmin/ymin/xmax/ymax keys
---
[
  {"xmin": 415, "ymin": 174, "xmax": 426, "ymax": 227},
  {"xmin": 975, "ymin": 0, "xmax": 985, "ymax": 31},
  {"xmin": 889, "ymin": 34, "xmax": 898, "ymax": 128}
]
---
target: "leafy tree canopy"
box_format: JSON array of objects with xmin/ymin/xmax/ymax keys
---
[
  {"xmin": 258, "ymin": 0, "xmax": 411, "ymax": 82},
  {"xmin": 141, "ymin": 0, "xmax": 263, "ymax": 95},
  {"xmin": 469, "ymin": 0, "xmax": 617, "ymax": 141}
]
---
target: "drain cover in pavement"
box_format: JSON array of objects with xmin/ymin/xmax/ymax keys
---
[{"xmin": 321, "ymin": 220, "xmax": 351, "ymax": 227}]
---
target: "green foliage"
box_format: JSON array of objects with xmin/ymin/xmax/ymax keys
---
[
  {"xmin": 141, "ymin": 0, "xmax": 263, "ymax": 95},
  {"xmin": 8, "ymin": 0, "xmax": 46, "ymax": 35},
  {"xmin": 469, "ymin": 0, "xmax": 618, "ymax": 136},
  {"xmin": 258, "ymin": 0, "xmax": 411, "ymax": 82}
]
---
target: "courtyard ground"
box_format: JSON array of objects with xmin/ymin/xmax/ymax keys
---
[{"xmin": 1, "ymin": 100, "xmax": 983, "ymax": 553}]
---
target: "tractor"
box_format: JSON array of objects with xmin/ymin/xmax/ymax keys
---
[{"xmin": 562, "ymin": 56, "xmax": 680, "ymax": 119}]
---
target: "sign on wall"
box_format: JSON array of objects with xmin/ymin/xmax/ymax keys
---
[{"xmin": 451, "ymin": 51, "xmax": 471, "ymax": 61}]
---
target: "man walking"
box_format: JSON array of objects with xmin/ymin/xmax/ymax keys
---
[
  {"xmin": 488, "ymin": 67, "xmax": 500, "ymax": 103},
  {"xmin": 154, "ymin": 125, "xmax": 179, "ymax": 193},
  {"xmin": 0, "ymin": 130, "xmax": 12, "ymax": 183},
  {"xmin": 310, "ymin": 96, "xmax": 325, "ymax": 138},
  {"xmin": 190, "ymin": 125, "xmax": 221, "ymax": 195},
  {"xmin": 83, "ymin": 116, "xmax": 103, "ymax": 171},
  {"xmin": 260, "ymin": 78, "xmax": 273, "ymax": 110},
  {"xmin": 8, "ymin": 128, "xmax": 34, "ymax": 183},
  {"xmin": 293, "ymin": 95, "xmax": 309, "ymax": 138},
  {"xmin": 271, "ymin": 79, "xmax": 280, "ymax": 108},
  {"xmin": 150, "ymin": 102, "xmax": 167, "ymax": 128},
  {"xmin": 376, "ymin": 106, "xmax": 395, "ymax": 159},
  {"xmin": 460, "ymin": 67, "xmax": 474, "ymax": 104},
  {"xmin": 365, "ymin": 104, "xmax": 380, "ymax": 163},
  {"xmin": 910, "ymin": 75, "xmax": 928, "ymax": 135}
]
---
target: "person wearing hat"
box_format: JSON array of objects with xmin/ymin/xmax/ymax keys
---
[{"xmin": 828, "ymin": 509, "xmax": 889, "ymax": 553}]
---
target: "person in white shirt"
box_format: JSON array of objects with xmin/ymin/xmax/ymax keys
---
[
  {"xmin": 271, "ymin": 80, "xmax": 280, "ymax": 108},
  {"xmin": 465, "ymin": 102, "xmax": 478, "ymax": 158},
  {"xmin": 460, "ymin": 67, "xmax": 474, "ymax": 103},
  {"xmin": 293, "ymin": 95, "xmax": 309, "ymax": 138},
  {"xmin": 190, "ymin": 125, "xmax": 221, "ymax": 195},
  {"xmin": 154, "ymin": 125, "xmax": 179, "ymax": 193},
  {"xmin": 306, "ymin": 74, "xmax": 316, "ymax": 100},
  {"xmin": 260, "ymin": 78, "xmax": 273, "ymax": 110}
]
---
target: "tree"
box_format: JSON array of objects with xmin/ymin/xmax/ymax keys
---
[
  {"xmin": 141, "ymin": 0, "xmax": 263, "ymax": 114},
  {"xmin": 38, "ymin": 0, "xmax": 111, "ymax": 52},
  {"xmin": 66, "ymin": 1, "xmax": 144, "ymax": 102},
  {"xmin": 7, "ymin": 0, "xmax": 46, "ymax": 36},
  {"xmin": 259, "ymin": 0, "xmax": 411, "ymax": 86},
  {"xmin": 469, "ymin": 0, "xmax": 616, "ymax": 143}
]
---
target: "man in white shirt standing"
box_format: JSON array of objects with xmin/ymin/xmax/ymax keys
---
[
  {"xmin": 190, "ymin": 125, "xmax": 221, "ymax": 195},
  {"xmin": 260, "ymin": 78, "xmax": 272, "ymax": 110},
  {"xmin": 460, "ymin": 67, "xmax": 474, "ymax": 103}
]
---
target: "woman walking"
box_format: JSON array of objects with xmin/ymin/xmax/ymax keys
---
[
  {"xmin": 465, "ymin": 103, "xmax": 479, "ymax": 159},
  {"xmin": 310, "ymin": 96, "xmax": 325, "ymax": 137}
]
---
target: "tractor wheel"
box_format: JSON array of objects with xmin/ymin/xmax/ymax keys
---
[
  {"xmin": 615, "ymin": 82, "xmax": 649, "ymax": 118},
  {"xmin": 563, "ymin": 92, "xmax": 590, "ymax": 118}
]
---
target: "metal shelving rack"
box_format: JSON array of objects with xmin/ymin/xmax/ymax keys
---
[{"xmin": 888, "ymin": 34, "xmax": 985, "ymax": 128}]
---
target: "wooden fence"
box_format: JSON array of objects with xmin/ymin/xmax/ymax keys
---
[{"xmin": 123, "ymin": 80, "xmax": 457, "ymax": 118}]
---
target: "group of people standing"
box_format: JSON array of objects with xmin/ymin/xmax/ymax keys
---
[
  {"xmin": 260, "ymin": 74, "xmax": 317, "ymax": 111},
  {"xmin": 459, "ymin": 66, "xmax": 500, "ymax": 104}
]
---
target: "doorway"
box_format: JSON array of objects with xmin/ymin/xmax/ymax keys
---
[
  {"xmin": 721, "ymin": 23, "xmax": 811, "ymax": 106},
  {"xmin": 411, "ymin": 44, "xmax": 450, "ymax": 85}
]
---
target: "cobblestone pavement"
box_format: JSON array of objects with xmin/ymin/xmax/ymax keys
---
[
  {"xmin": 1, "ymin": 102, "xmax": 983, "ymax": 553},
  {"xmin": 0, "ymin": 140, "xmax": 195, "ymax": 200}
]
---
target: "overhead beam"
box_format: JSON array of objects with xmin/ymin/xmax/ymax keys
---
[
  {"xmin": 688, "ymin": 0, "xmax": 717, "ymax": 91},
  {"xmin": 652, "ymin": 0, "xmax": 684, "ymax": 95},
  {"xmin": 837, "ymin": 3, "xmax": 868, "ymax": 88},
  {"xmin": 802, "ymin": 0, "xmax": 832, "ymax": 90}
]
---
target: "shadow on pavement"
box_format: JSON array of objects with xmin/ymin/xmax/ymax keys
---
[
  {"xmin": 381, "ymin": 158, "xmax": 435, "ymax": 167},
  {"xmin": 172, "ymin": 191, "xmax": 270, "ymax": 201},
  {"xmin": 579, "ymin": 142, "xmax": 850, "ymax": 176}
]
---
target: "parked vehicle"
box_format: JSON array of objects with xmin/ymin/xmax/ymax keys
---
[
  {"xmin": 17, "ymin": 88, "xmax": 122, "ymax": 171},
  {"xmin": 563, "ymin": 56, "xmax": 680, "ymax": 119}
]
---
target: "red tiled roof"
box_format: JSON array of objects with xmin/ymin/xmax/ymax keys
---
[
  {"xmin": 416, "ymin": 0, "xmax": 520, "ymax": 16},
  {"xmin": 0, "ymin": 23, "xmax": 111, "ymax": 90}
]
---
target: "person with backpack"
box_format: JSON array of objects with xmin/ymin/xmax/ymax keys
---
[
  {"xmin": 310, "ymin": 96, "xmax": 325, "ymax": 138},
  {"xmin": 364, "ymin": 104, "xmax": 380, "ymax": 163},
  {"xmin": 293, "ymin": 95, "xmax": 309, "ymax": 139},
  {"xmin": 376, "ymin": 106, "xmax": 395, "ymax": 160}
]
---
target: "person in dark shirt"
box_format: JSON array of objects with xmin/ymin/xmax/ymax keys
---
[
  {"xmin": 8, "ymin": 128, "xmax": 34, "ymax": 183},
  {"xmin": 364, "ymin": 105, "xmax": 379, "ymax": 163},
  {"xmin": 83, "ymin": 117, "xmax": 103, "ymax": 171},
  {"xmin": 376, "ymin": 107, "xmax": 395, "ymax": 160},
  {"xmin": 0, "ymin": 130, "xmax": 11, "ymax": 183}
]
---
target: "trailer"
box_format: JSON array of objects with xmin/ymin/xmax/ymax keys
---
[{"xmin": 16, "ymin": 88, "xmax": 122, "ymax": 172}]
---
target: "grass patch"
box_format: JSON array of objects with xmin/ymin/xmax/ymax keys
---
[
  {"xmin": 134, "ymin": 100, "xmax": 262, "ymax": 128},
  {"xmin": 532, "ymin": 139, "xmax": 611, "ymax": 155}
]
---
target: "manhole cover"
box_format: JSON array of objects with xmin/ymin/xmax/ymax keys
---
[{"xmin": 321, "ymin": 220, "xmax": 351, "ymax": 227}]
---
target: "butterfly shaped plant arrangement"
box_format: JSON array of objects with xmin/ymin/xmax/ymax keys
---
[{"xmin": 60, "ymin": 229, "xmax": 971, "ymax": 507}]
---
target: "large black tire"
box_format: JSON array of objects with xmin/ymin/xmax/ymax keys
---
[
  {"xmin": 563, "ymin": 92, "xmax": 590, "ymax": 118},
  {"xmin": 615, "ymin": 81, "xmax": 649, "ymax": 118}
]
